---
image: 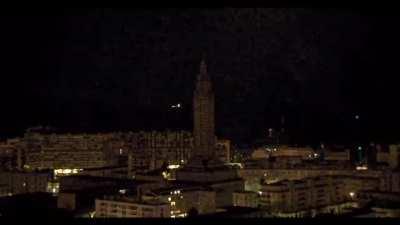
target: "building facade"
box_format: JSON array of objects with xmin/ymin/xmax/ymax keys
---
[
  {"xmin": 95, "ymin": 196, "xmax": 171, "ymax": 218},
  {"xmin": 0, "ymin": 170, "xmax": 52, "ymax": 195},
  {"xmin": 21, "ymin": 132, "xmax": 116, "ymax": 170},
  {"xmin": 3, "ymin": 129, "xmax": 229, "ymax": 174},
  {"xmin": 233, "ymin": 191, "xmax": 259, "ymax": 208},
  {"xmin": 142, "ymin": 185, "xmax": 216, "ymax": 217},
  {"xmin": 260, "ymin": 176, "xmax": 346, "ymax": 214}
]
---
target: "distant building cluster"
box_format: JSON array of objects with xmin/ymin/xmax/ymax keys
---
[
  {"xmin": 0, "ymin": 60, "xmax": 400, "ymax": 218},
  {"xmin": 0, "ymin": 130, "xmax": 230, "ymax": 174}
]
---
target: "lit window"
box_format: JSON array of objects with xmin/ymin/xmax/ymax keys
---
[
  {"xmin": 168, "ymin": 165, "xmax": 180, "ymax": 170},
  {"xmin": 171, "ymin": 202, "xmax": 176, "ymax": 206},
  {"xmin": 356, "ymin": 166, "xmax": 368, "ymax": 170}
]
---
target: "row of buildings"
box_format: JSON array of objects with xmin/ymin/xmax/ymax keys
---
[
  {"xmin": 0, "ymin": 130, "xmax": 231, "ymax": 174},
  {"xmin": 250, "ymin": 144, "xmax": 400, "ymax": 170}
]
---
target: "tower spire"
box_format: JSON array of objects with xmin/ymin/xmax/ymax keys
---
[{"xmin": 198, "ymin": 52, "xmax": 209, "ymax": 82}]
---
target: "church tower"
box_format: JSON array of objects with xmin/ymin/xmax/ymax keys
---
[
  {"xmin": 193, "ymin": 58, "xmax": 216, "ymax": 160},
  {"xmin": 176, "ymin": 57, "xmax": 244, "ymax": 207}
]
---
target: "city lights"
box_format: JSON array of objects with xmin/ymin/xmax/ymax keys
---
[
  {"xmin": 162, "ymin": 171, "xmax": 170, "ymax": 179},
  {"xmin": 171, "ymin": 103, "xmax": 182, "ymax": 109},
  {"xmin": 356, "ymin": 166, "xmax": 368, "ymax": 170},
  {"xmin": 54, "ymin": 168, "xmax": 82, "ymax": 176},
  {"xmin": 89, "ymin": 212, "xmax": 96, "ymax": 218},
  {"xmin": 0, "ymin": 15, "xmax": 397, "ymax": 220},
  {"xmin": 167, "ymin": 164, "xmax": 180, "ymax": 169},
  {"xmin": 225, "ymin": 162, "xmax": 243, "ymax": 169}
]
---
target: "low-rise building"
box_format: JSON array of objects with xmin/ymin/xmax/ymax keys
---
[
  {"xmin": 142, "ymin": 185, "xmax": 216, "ymax": 217},
  {"xmin": 251, "ymin": 146, "xmax": 315, "ymax": 161},
  {"xmin": 260, "ymin": 176, "xmax": 346, "ymax": 214},
  {"xmin": 233, "ymin": 191, "xmax": 259, "ymax": 208},
  {"xmin": 95, "ymin": 195, "xmax": 170, "ymax": 218},
  {"xmin": 57, "ymin": 187, "xmax": 134, "ymax": 214},
  {"xmin": 0, "ymin": 170, "xmax": 52, "ymax": 195}
]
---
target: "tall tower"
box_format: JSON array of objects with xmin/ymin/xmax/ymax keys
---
[
  {"xmin": 176, "ymin": 57, "xmax": 244, "ymax": 208},
  {"xmin": 193, "ymin": 58, "xmax": 216, "ymax": 160}
]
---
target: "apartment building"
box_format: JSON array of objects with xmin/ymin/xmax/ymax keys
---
[
  {"xmin": 95, "ymin": 195, "xmax": 170, "ymax": 218},
  {"xmin": 260, "ymin": 176, "xmax": 346, "ymax": 213}
]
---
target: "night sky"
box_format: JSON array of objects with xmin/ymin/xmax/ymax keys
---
[{"xmin": 0, "ymin": 8, "xmax": 399, "ymax": 145}]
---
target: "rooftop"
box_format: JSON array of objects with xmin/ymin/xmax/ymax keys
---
[
  {"xmin": 100, "ymin": 195, "xmax": 168, "ymax": 206},
  {"xmin": 82, "ymin": 165, "xmax": 127, "ymax": 171}
]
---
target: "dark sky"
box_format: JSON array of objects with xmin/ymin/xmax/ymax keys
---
[{"xmin": 0, "ymin": 8, "xmax": 399, "ymax": 145}]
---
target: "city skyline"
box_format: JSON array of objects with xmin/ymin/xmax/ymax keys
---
[
  {"xmin": 0, "ymin": 8, "xmax": 400, "ymax": 220},
  {"xmin": 0, "ymin": 9, "xmax": 399, "ymax": 145}
]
